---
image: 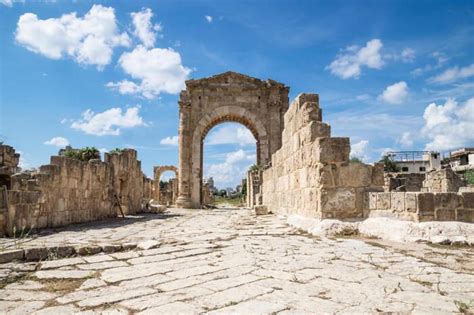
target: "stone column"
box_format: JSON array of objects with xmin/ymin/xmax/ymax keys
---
[{"xmin": 176, "ymin": 101, "xmax": 193, "ymax": 208}]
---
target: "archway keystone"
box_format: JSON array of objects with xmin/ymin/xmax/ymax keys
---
[{"xmin": 176, "ymin": 71, "xmax": 289, "ymax": 208}]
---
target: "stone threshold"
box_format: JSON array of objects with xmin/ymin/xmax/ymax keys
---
[{"xmin": 286, "ymin": 215, "xmax": 474, "ymax": 246}]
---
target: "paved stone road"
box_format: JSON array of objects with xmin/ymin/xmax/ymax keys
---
[{"xmin": 0, "ymin": 208, "xmax": 473, "ymax": 314}]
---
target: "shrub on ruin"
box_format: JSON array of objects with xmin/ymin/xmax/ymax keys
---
[
  {"xmin": 249, "ymin": 164, "xmax": 262, "ymax": 172},
  {"xmin": 63, "ymin": 147, "xmax": 100, "ymax": 161},
  {"xmin": 350, "ymin": 157, "xmax": 362, "ymax": 163},
  {"xmin": 109, "ymin": 148, "xmax": 125, "ymax": 154},
  {"xmin": 465, "ymin": 170, "xmax": 474, "ymax": 185}
]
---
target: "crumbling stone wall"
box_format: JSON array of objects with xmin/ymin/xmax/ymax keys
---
[
  {"xmin": 5, "ymin": 156, "xmax": 115, "ymax": 236},
  {"xmin": 261, "ymin": 94, "xmax": 384, "ymax": 219},
  {"xmin": 0, "ymin": 145, "xmax": 20, "ymax": 189},
  {"xmin": 422, "ymin": 168, "xmax": 466, "ymax": 193},
  {"xmin": 367, "ymin": 191, "xmax": 473, "ymax": 223},
  {"xmin": 105, "ymin": 150, "xmax": 144, "ymax": 215},
  {"xmin": 0, "ymin": 149, "xmax": 152, "ymax": 236},
  {"xmin": 384, "ymin": 173, "xmax": 425, "ymax": 192}
]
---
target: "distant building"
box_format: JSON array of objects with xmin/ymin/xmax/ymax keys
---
[
  {"xmin": 449, "ymin": 148, "xmax": 474, "ymax": 172},
  {"xmin": 203, "ymin": 177, "xmax": 218, "ymax": 193},
  {"xmin": 385, "ymin": 151, "xmax": 441, "ymax": 173},
  {"xmin": 235, "ymin": 184, "xmax": 242, "ymax": 193},
  {"xmin": 225, "ymin": 187, "xmax": 234, "ymax": 196}
]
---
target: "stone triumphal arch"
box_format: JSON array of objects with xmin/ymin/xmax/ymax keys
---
[{"xmin": 176, "ymin": 72, "xmax": 289, "ymax": 208}]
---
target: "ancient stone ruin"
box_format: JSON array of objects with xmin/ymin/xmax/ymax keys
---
[
  {"xmin": 175, "ymin": 71, "xmax": 289, "ymax": 208},
  {"xmin": 259, "ymin": 94, "xmax": 384, "ymax": 219},
  {"xmin": 0, "ymin": 146, "xmax": 153, "ymax": 236}
]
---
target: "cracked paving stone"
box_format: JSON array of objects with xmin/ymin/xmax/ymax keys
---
[
  {"xmin": 0, "ymin": 208, "xmax": 473, "ymax": 314},
  {"xmin": 34, "ymin": 269, "xmax": 95, "ymax": 279}
]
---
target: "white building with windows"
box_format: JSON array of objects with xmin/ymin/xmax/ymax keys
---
[
  {"xmin": 385, "ymin": 151, "xmax": 441, "ymax": 173},
  {"xmin": 450, "ymin": 148, "xmax": 474, "ymax": 172}
]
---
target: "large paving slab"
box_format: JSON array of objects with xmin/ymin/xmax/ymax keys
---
[{"xmin": 0, "ymin": 207, "xmax": 473, "ymax": 314}]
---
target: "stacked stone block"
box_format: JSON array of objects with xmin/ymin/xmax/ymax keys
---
[
  {"xmin": 384, "ymin": 173, "xmax": 425, "ymax": 192},
  {"xmin": 261, "ymin": 94, "xmax": 383, "ymax": 219},
  {"xmin": 367, "ymin": 191, "xmax": 474, "ymax": 223},
  {"xmin": 6, "ymin": 156, "xmax": 115, "ymax": 235},
  {"xmin": 422, "ymin": 168, "xmax": 466, "ymax": 193},
  {"xmin": 0, "ymin": 145, "xmax": 21, "ymax": 189}
]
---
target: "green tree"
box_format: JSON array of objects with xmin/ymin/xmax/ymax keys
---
[
  {"xmin": 241, "ymin": 178, "xmax": 247, "ymax": 198},
  {"xmin": 63, "ymin": 147, "xmax": 100, "ymax": 161},
  {"xmin": 219, "ymin": 189, "xmax": 227, "ymax": 197},
  {"xmin": 249, "ymin": 164, "xmax": 261, "ymax": 172},
  {"xmin": 380, "ymin": 155, "xmax": 400, "ymax": 172},
  {"xmin": 465, "ymin": 170, "xmax": 474, "ymax": 185}
]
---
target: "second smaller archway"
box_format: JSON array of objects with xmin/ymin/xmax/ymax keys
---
[{"xmin": 153, "ymin": 165, "xmax": 179, "ymax": 206}]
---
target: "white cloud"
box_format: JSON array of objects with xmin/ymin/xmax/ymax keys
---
[
  {"xmin": 206, "ymin": 149, "xmax": 255, "ymax": 188},
  {"xmin": 44, "ymin": 136, "xmax": 69, "ymax": 147},
  {"xmin": 205, "ymin": 15, "xmax": 213, "ymax": 23},
  {"xmin": 131, "ymin": 8, "xmax": 162, "ymax": 48},
  {"xmin": 15, "ymin": 5, "xmax": 130, "ymax": 69},
  {"xmin": 397, "ymin": 132, "xmax": 413, "ymax": 148},
  {"xmin": 327, "ymin": 39, "xmax": 384, "ymax": 79},
  {"xmin": 160, "ymin": 135, "xmax": 179, "ymax": 146},
  {"xmin": 385, "ymin": 48, "xmax": 415, "ymax": 63},
  {"xmin": 356, "ymin": 94, "xmax": 371, "ymax": 101},
  {"xmin": 411, "ymin": 51, "xmax": 448, "ymax": 77},
  {"xmin": 205, "ymin": 125, "xmax": 256, "ymax": 146},
  {"xmin": 107, "ymin": 46, "xmax": 191, "ymax": 99},
  {"xmin": 0, "ymin": 0, "xmax": 13, "ymax": 7},
  {"xmin": 429, "ymin": 64, "xmax": 474, "ymax": 84},
  {"xmin": 378, "ymin": 81, "xmax": 409, "ymax": 104},
  {"xmin": 422, "ymin": 98, "xmax": 474, "ymax": 151},
  {"xmin": 71, "ymin": 106, "xmax": 145, "ymax": 136},
  {"xmin": 350, "ymin": 140, "xmax": 370, "ymax": 162},
  {"xmin": 16, "ymin": 150, "xmax": 31, "ymax": 170},
  {"xmin": 400, "ymin": 48, "xmax": 415, "ymax": 62}
]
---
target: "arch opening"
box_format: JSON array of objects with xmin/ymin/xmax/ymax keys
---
[{"xmin": 202, "ymin": 122, "xmax": 257, "ymax": 207}]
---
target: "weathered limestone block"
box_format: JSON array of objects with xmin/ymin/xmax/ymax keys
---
[
  {"xmin": 435, "ymin": 209, "xmax": 456, "ymax": 221},
  {"xmin": 299, "ymin": 121, "xmax": 331, "ymax": 145},
  {"xmin": 313, "ymin": 138, "xmax": 350, "ymax": 163},
  {"xmin": 376, "ymin": 193, "xmax": 391, "ymax": 210},
  {"xmin": 337, "ymin": 163, "xmax": 373, "ymax": 188},
  {"xmin": 319, "ymin": 188, "xmax": 357, "ymax": 218},
  {"xmin": 456, "ymin": 209, "xmax": 473, "ymax": 222},
  {"xmin": 368, "ymin": 192, "xmax": 378, "ymax": 210},
  {"xmin": 416, "ymin": 193, "xmax": 435, "ymax": 221},
  {"xmin": 391, "ymin": 192, "xmax": 405, "ymax": 212},
  {"xmin": 405, "ymin": 193, "xmax": 417, "ymax": 212},
  {"xmin": 461, "ymin": 192, "xmax": 474, "ymax": 208},
  {"xmin": 434, "ymin": 193, "xmax": 462, "ymax": 210},
  {"xmin": 255, "ymin": 205, "xmax": 269, "ymax": 215}
]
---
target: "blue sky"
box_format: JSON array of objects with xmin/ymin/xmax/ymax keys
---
[{"xmin": 1, "ymin": 0, "xmax": 473, "ymax": 189}]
